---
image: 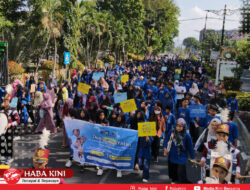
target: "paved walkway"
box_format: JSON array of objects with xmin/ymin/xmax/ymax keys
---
[{"xmin": 9, "ymin": 128, "xmax": 250, "ymax": 184}]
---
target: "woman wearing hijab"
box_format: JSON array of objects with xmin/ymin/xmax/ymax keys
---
[
  {"xmin": 208, "ymin": 80, "xmax": 215, "ymax": 96},
  {"xmin": 88, "ymin": 102, "xmax": 99, "ymax": 123},
  {"xmin": 164, "ymin": 118, "xmax": 195, "ymax": 183},
  {"xmin": 113, "ymin": 113, "xmax": 127, "ymax": 128},
  {"xmin": 100, "ymin": 94, "xmax": 112, "ymax": 117},
  {"xmin": 135, "ymin": 88, "xmax": 144, "ymax": 109},
  {"xmin": 78, "ymin": 108, "xmax": 90, "ymax": 121},
  {"xmin": 35, "ymin": 93, "xmax": 56, "ymax": 134},
  {"xmin": 189, "ymin": 83, "xmax": 199, "ymax": 96},
  {"xmin": 86, "ymin": 96, "xmax": 99, "ymax": 110},
  {"xmin": 162, "ymin": 91, "xmax": 174, "ymax": 112},
  {"xmin": 127, "ymin": 85, "xmax": 135, "ymax": 99},
  {"xmin": 108, "ymin": 110, "xmax": 117, "ymax": 126},
  {"xmin": 99, "ymin": 77, "xmax": 109, "ymax": 92}
]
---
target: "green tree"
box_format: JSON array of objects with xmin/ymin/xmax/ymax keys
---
[
  {"xmin": 183, "ymin": 37, "xmax": 200, "ymax": 49},
  {"xmin": 235, "ymin": 39, "xmax": 250, "ymax": 65},
  {"xmin": 0, "ymin": 0, "xmax": 27, "ymax": 61},
  {"xmin": 142, "ymin": 0, "xmax": 179, "ymax": 58},
  {"xmin": 41, "ymin": 0, "xmax": 63, "ymax": 77},
  {"xmin": 0, "ymin": 0, "xmax": 27, "ymax": 23},
  {"xmin": 97, "ymin": 0, "xmax": 146, "ymax": 64},
  {"xmin": 0, "ymin": 6, "xmax": 13, "ymax": 40}
]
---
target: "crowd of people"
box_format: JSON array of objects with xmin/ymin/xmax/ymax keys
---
[{"xmin": 0, "ymin": 58, "xmax": 243, "ymax": 184}]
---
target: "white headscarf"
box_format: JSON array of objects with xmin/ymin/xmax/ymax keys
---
[{"xmin": 189, "ymin": 83, "xmax": 199, "ymax": 95}]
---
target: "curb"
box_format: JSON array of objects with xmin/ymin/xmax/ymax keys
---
[{"xmin": 236, "ymin": 116, "xmax": 250, "ymax": 145}]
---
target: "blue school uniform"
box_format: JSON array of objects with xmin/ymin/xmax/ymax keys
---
[
  {"xmin": 138, "ymin": 136, "xmax": 153, "ymax": 180},
  {"xmin": 177, "ymin": 107, "xmax": 190, "ymax": 130},
  {"xmin": 169, "ymin": 88, "xmax": 177, "ymax": 104},
  {"xmin": 164, "ymin": 130, "xmax": 195, "ymax": 165},
  {"xmin": 183, "ymin": 80, "xmax": 193, "ymax": 92},
  {"xmin": 230, "ymin": 98, "xmax": 239, "ymax": 113},
  {"xmin": 145, "ymin": 83, "xmax": 157, "ymax": 95},
  {"xmin": 162, "ymin": 92, "xmax": 174, "ymax": 112},
  {"xmin": 203, "ymin": 114, "xmax": 221, "ymax": 128},
  {"xmin": 228, "ymin": 121, "xmax": 238, "ymax": 146},
  {"xmin": 25, "ymin": 80, "xmax": 30, "ymax": 88},
  {"xmin": 158, "ymin": 88, "xmax": 169, "ymax": 102},
  {"xmin": 20, "ymin": 106, "xmax": 29, "ymax": 124},
  {"xmin": 163, "ymin": 113, "xmax": 176, "ymax": 136}
]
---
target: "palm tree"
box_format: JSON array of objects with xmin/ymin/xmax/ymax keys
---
[{"xmin": 41, "ymin": 0, "xmax": 63, "ymax": 77}]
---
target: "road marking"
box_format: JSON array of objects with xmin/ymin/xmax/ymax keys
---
[{"xmin": 99, "ymin": 169, "xmax": 112, "ymax": 184}]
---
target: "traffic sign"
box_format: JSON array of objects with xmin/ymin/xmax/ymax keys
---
[{"xmin": 64, "ymin": 52, "xmax": 70, "ymax": 65}]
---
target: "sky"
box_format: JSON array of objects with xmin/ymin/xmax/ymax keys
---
[{"xmin": 174, "ymin": 0, "xmax": 242, "ymax": 46}]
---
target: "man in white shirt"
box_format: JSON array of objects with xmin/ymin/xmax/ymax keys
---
[{"xmin": 175, "ymin": 80, "xmax": 186, "ymax": 108}]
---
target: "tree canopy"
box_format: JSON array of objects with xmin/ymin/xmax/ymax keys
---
[{"xmin": 0, "ymin": 0, "xmax": 180, "ymax": 71}]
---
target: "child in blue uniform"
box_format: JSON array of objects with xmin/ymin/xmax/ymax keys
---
[
  {"xmin": 228, "ymin": 93, "xmax": 239, "ymax": 119},
  {"xmin": 227, "ymin": 112, "xmax": 238, "ymax": 147},
  {"xmin": 20, "ymin": 100, "xmax": 29, "ymax": 134},
  {"xmin": 138, "ymin": 136, "xmax": 153, "ymax": 183},
  {"xmin": 163, "ymin": 106, "xmax": 176, "ymax": 137},
  {"xmin": 164, "ymin": 118, "xmax": 195, "ymax": 183},
  {"xmin": 177, "ymin": 98, "xmax": 190, "ymax": 130}
]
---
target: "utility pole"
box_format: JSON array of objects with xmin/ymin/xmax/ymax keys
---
[
  {"xmin": 221, "ymin": 4, "xmax": 227, "ymax": 48},
  {"xmin": 201, "ymin": 13, "xmax": 208, "ymax": 62}
]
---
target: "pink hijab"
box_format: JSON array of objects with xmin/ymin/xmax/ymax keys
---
[
  {"xmin": 12, "ymin": 79, "xmax": 23, "ymax": 96},
  {"xmin": 208, "ymin": 80, "xmax": 215, "ymax": 93},
  {"xmin": 99, "ymin": 77, "xmax": 109, "ymax": 91},
  {"xmin": 40, "ymin": 93, "xmax": 53, "ymax": 109}
]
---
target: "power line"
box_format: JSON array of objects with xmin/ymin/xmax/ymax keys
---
[{"xmin": 178, "ymin": 17, "xmax": 239, "ymax": 22}]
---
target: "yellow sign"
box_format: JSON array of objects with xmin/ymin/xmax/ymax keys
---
[
  {"xmin": 78, "ymin": 83, "xmax": 90, "ymax": 95},
  {"xmin": 120, "ymin": 99, "xmax": 137, "ymax": 113},
  {"xmin": 175, "ymin": 69, "xmax": 181, "ymax": 75},
  {"xmin": 30, "ymin": 84, "xmax": 36, "ymax": 93},
  {"xmin": 121, "ymin": 75, "xmax": 129, "ymax": 83},
  {"xmin": 138, "ymin": 122, "xmax": 157, "ymax": 137},
  {"xmin": 138, "ymin": 66, "xmax": 142, "ymax": 70}
]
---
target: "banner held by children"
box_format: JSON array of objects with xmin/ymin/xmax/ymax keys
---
[
  {"xmin": 189, "ymin": 104, "xmax": 207, "ymax": 118},
  {"xmin": 114, "ymin": 92, "xmax": 127, "ymax": 104},
  {"xmin": 64, "ymin": 119, "xmax": 138, "ymax": 170},
  {"xmin": 120, "ymin": 99, "xmax": 137, "ymax": 113},
  {"xmin": 78, "ymin": 83, "xmax": 90, "ymax": 95},
  {"xmin": 138, "ymin": 122, "xmax": 157, "ymax": 137}
]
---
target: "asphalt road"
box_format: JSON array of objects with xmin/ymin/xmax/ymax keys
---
[{"xmin": 8, "ymin": 126, "xmax": 250, "ymax": 184}]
